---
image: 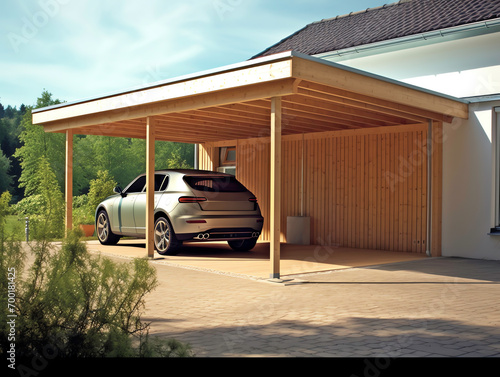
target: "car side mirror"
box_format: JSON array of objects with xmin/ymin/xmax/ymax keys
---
[{"xmin": 114, "ymin": 186, "xmax": 126, "ymax": 197}]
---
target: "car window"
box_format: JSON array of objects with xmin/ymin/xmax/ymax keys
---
[
  {"xmin": 125, "ymin": 176, "xmax": 146, "ymax": 193},
  {"xmin": 184, "ymin": 176, "xmax": 247, "ymax": 192},
  {"xmin": 153, "ymin": 174, "xmax": 170, "ymax": 191},
  {"xmin": 159, "ymin": 175, "xmax": 169, "ymax": 191}
]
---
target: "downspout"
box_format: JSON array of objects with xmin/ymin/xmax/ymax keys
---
[
  {"xmin": 301, "ymin": 133, "xmax": 305, "ymax": 216},
  {"xmin": 426, "ymin": 120, "xmax": 433, "ymax": 257}
]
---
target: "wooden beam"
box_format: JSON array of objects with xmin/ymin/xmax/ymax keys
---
[
  {"xmin": 65, "ymin": 130, "xmax": 73, "ymax": 231},
  {"xmin": 270, "ymin": 97, "xmax": 282, "ymax": 279},
  {"xmin": 296, "ymin": 85, "xmax": 429, "ymax": 124},
  {"xmin": 281, "ymin": 94, "xmax": 407, "ymax": 125},
  {"xmin": 292, "ymin": 57, "xmax": 469, "ymax": 120},
  {"xmin": 33, "ymin": 59, "xmax": 293, "ymax": 125},
  {"xmin": 146, "ymin": 117, "xmax": 156, "ymax": 258},
  {"xmin": 38, "ymin": 78, "xmax": 297, "ymax": 134}
]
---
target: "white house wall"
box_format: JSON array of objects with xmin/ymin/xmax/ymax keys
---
[
  {"xmin": 324, "ymin": 32, "xmax": 500, "ymax": 98},
  {"xmin": 442, "ymin": 100, "xmax": 500, "ymax": 260}
]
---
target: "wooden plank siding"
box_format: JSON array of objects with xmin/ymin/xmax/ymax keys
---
[{"xmin": 199, "ymin": 123, "xmax": 442, "ymax": 254}]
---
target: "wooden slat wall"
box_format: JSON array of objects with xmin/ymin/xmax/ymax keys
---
[{"xmin": 200, "ymin": 123, "xmax": 440, "ymax": 254}]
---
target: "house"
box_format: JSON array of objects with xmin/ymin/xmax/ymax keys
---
[
  {"xmin": 33, "ymin": 0, "xmax": 499, "ymax": 279},
  {"xmin": 237, "ymin": 0, "xmax": 500, "ymax": 261}
]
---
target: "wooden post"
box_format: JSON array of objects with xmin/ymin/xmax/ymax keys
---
[
  {"xmin": 65, "ymin": 130, "xmax": 73, "ymax": 231},
  {"xmin": 270, "ymin": 97, "xmax": 282, "ymax": 279},
  {"xmin": 146, "ymin": 117, "xmax": 156, "ymax": 258}
]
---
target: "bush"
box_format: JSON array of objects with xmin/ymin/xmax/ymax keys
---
[
  {"xmin": 73, "ymin": 194, "xmax": 93, "ymax": 225},
  {"xmin": 87, "ymin": 170, "xmax": 116, "ymax": 213},
  {"xmin": 0, "ymin": 228, "xmax": 193, "ymax": 358},
  {"xmin": 74, "ymin": 170, "xmax": 116, "ymax": 225}
]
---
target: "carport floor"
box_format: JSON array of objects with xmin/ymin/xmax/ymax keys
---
[{"xmin": 85, "ymin": 239, "xmax": 426, "ymax": 279}]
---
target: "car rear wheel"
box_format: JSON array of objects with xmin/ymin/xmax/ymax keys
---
[
  {"xmin": 97, "ymin": 210, "xmax": 120, "ymax": 245},
  {"xmin": 154, "ymin": 216, "xmax": 181, "ymax": 255},
  {"xmin": 228, "ymin": 238, "xmax": 257, "ymax": 251}
]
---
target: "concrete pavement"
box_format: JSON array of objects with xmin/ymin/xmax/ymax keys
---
[{"xmin": 134, "ymin": 253, "xmax": 500, "ymax": 358}]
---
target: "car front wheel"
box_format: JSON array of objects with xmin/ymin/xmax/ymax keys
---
[
  {"xmin": 96, "ymin": 210, "xmax": 120, "ymax": 245},
  {"xmin": 154, "ymin": 216, "xmax": 181, "ymax": 255}
]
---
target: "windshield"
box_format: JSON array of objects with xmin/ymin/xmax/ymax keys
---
[{"xmin": 184, "ymin": 176, "xmax": 247, "ymax": 193}]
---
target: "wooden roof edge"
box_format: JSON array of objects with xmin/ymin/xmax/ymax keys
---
[{"xmin": 33, "ymin": 50, "xmax": 469, "ymax": 130}]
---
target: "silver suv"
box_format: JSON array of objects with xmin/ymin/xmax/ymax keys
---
[{"xmin": 95, "ymin": 169, "xmax": 264, "ymax": 255}]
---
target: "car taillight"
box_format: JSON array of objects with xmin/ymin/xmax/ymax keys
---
[{"xmin": 178, "ymin": 196, "xmax": 207, "ymax": 203}]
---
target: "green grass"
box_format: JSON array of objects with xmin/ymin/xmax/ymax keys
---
[
  {"xmin": 4, "ymin": 215, "xmax": 27, "ymax": 241},
  {"xmin": 4, "ymin": 215, "xmax": 99, "ymax": 242}
]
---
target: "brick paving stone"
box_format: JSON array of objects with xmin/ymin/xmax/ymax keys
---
[
  {"xmin": 138, "ymin": 256, "xmax": 500, "ymax": 358},
  {"xmin": 409, "ymin": 344, "xmax": 469, "ymax": 357}
]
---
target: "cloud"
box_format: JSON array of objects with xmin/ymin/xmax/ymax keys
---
[
  {"xmin": 1, "ymin": 0, "xmax": 219, "ymax": 104},
  {"xmin": 1, "ymin": 0, "xmax": 389, "ymax": 106}
]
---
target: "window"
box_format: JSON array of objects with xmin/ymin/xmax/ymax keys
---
[
  {"xmin": 153, "ymin": 174, "xmax": 171, "ymax": 191},
  {"xmin": 159, "ymin": 175, "xmax": 169, "ymax": 191},
  {"xmin": 217, "ymin": 146, "xmax": 236, "ymax": 175},
  {"xmin": 127, "ymin": 174, "xmax": 170, "ymax": 193},
  {"xmin": 125, "ymin": 176, "xmax": 146, "ymax": 193},
  {"xmin": 495, "ymin": 107, "xmax": 500, "ymax": 227},
  {"xmin": 184, "ymin": 176, "xmax": 247, "ymax": 192},
  {"xmin": 220, "ymin": 147, "xmax": 236, "ymax": 166}
]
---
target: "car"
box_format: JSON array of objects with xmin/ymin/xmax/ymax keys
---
[{"xmin": 95, "ymin": 169, "xmax": 264, "ymax": 255}]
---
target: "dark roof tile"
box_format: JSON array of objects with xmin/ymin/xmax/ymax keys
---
[{"xmin": 253, "ymin": 0, "xmax": 500, "ymax": 58}]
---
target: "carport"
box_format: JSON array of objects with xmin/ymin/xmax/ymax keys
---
[{"xmin": 32, "ymin": 51, "xmax": 468, "ymax": 279}]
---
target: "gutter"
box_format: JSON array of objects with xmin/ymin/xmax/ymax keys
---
[{"xmin": 315, "ymin": 18, "xmax": 500, "ymax": 61}]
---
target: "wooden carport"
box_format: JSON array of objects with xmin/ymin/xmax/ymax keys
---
[{"xmin": 32, "ymin": 51, "xmax": 468, "ymax": 279}]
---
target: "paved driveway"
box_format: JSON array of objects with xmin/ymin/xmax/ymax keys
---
[{"xmin": 140, "ymin": 256, "xmax": 500, "ymax": 359}]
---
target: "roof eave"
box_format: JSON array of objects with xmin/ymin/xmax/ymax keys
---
[{"xmin": 314, "ymin": 18, "xmax": 500, "ymax": 61}]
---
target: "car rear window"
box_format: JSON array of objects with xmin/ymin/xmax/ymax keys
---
[{"xmin": 184, "ymin": 176, "xmax": 247, "ymax": 192}]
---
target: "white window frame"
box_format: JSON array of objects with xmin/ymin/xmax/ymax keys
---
[{"xmin": 494, "ymin": 107, "xmax": 500, "ymax": 227}]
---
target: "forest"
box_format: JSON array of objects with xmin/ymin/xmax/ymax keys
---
[{"xmin": 0, "ymin": 90, "xmax": 194, "ymax": 233}]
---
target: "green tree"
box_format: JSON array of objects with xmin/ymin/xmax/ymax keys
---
[
  {"xmin": 73, "ymin": 135, "xmax": 137, "ymax": 191},
  {"xmin": 0, "ymin": 108, "xmax": 23, "ymax": 201},
  {"xmin": 15, "ymin": 91, "xmax": 65, "ymax": 196},
  {"xmin": 0, "ymin": 191, "xmax": 12, "ymax": 236},
  {"xmin": 129, "ymin": 139, "xmax": 194, "ymax": 171},
  {"xmin": 14, "ymin": 156, "xmax": 65, "ymax": 239},
  {"xmin": 167, "ymin": 149, "xmax": 190, "ymax": 169},
  {"xmin": 0, "ymin": 148, "xmax": 12, "ymax": 193}
]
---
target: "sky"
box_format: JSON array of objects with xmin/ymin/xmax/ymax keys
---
[{"xmin": 1, "ymin": 0, "xmax": 389, "ymax": 108}]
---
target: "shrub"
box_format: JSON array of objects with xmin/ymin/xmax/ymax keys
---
[
  {"xmin": 73, "ymin": 194, "xmax": 93, "ymax": 225},
  {"xmin": 74, "ymin": 170, "xmax": 116, "ymax": 225},
  {"xmin": 87, "ymin": 170, "xmax": 116, "ymax": 213},
  {"xmin": 0, "ymin": 228, "xmax": 193, "ymax": 358}
]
